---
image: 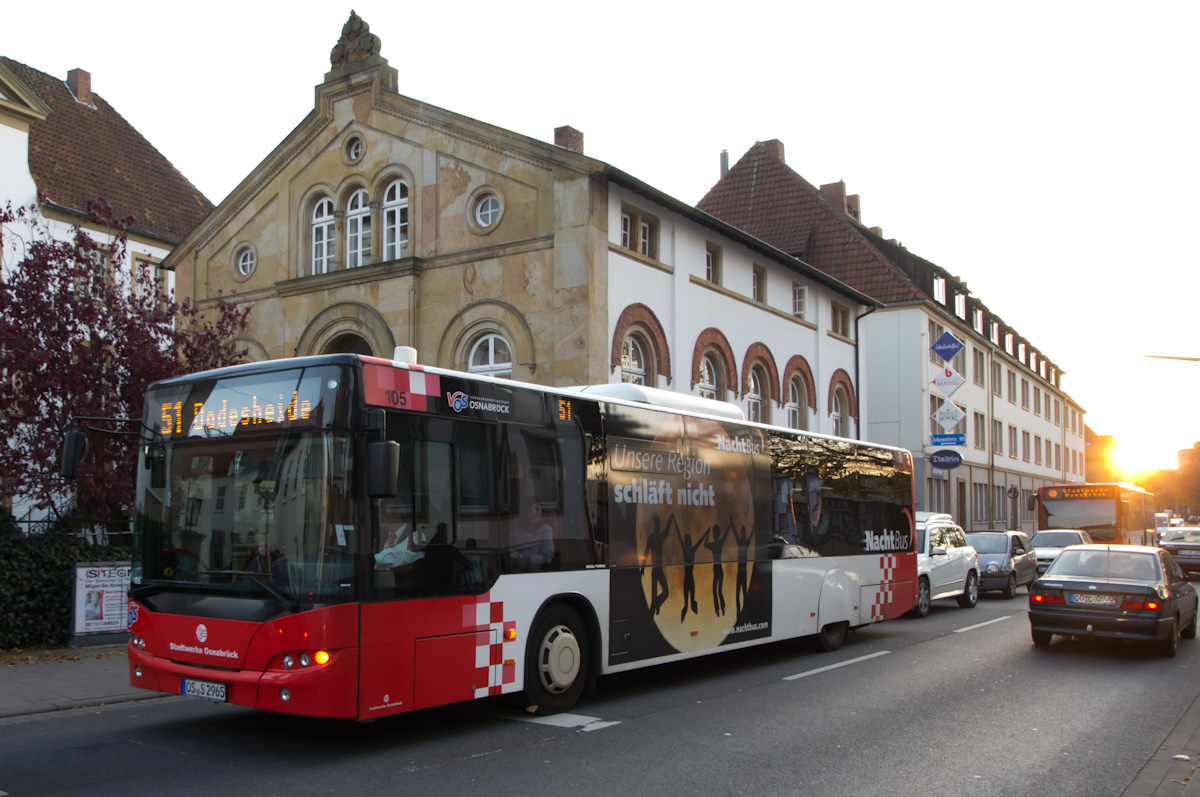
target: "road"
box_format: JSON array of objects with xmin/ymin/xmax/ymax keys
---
[{"xmin": 2, "ymin": 591, "xmax": 1197, "ymax": 796}]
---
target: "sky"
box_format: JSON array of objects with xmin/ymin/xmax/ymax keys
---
[{"xmin": 4, "ymin": 1, "xmax": 1198, "ymax": 473}]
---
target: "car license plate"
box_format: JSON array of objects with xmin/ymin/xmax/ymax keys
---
[
  {"xmin": 1068, "ymin": 593, "xmax": 1117, "ymax": 606},
  {"xmin": 182, "ymin": 678, "xmax": 227, "ymax": 702},
  {"xmin": 1177, "ymin": 551, "xmax": 1200, "ymax": 558}
]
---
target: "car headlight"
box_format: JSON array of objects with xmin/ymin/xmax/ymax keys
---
[{"xmin": 986, "ymin": 563, "xmax": 1000, "ymax": 574}]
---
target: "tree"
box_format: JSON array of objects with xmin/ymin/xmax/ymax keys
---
[{"xmin": 0, "ymin": 200, "xmax": 249, "ymax": 529}]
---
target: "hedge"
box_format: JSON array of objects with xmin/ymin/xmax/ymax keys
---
[{"xmin": 0, "ymin": 508, "xmax": 126, "ymax": 649}]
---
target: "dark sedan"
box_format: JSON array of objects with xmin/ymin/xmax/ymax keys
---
[
  {"xmin": 1160, "ymin": 528, "xmax": 1200, "ymax": 577},
  {"xmin": 1028, "ymin": 544, "xmax": 1198, "ymax": 657}
]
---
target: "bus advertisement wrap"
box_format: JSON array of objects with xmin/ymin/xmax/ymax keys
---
[{"xmin": 607, "ymin": 407, "xmax": 773, "ymax": 664}]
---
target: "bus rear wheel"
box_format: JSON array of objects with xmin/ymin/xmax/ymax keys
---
[{"xmin": 524, "ymin": 603, "xmax": 589, "ymax": 716}]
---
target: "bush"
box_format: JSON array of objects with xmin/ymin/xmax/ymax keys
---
[{"xmin": 0, "ymin": 509, "xmax": 126, "ymax": 648}]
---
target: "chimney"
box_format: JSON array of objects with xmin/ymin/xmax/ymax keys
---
[
  {"xmin": 67, "ymin": 68, "xmax": 92, "ymax": 107},
  {"xmin": 720, "ymin": 149, "xmax": 729, "ymax": 177},
  {"xmin": 820, "ymin": 181, "xmax": 847, "ymax": 213},
  {"xmin": 759, "ymin": 139, "xmax": 785, "ymax": 162},
  {"xmin": 554, "ymin": 125, "xmax": 584, "ymax": 154},
  {"xmin": 846, "ymin": 194, "xmax": 861, "ymax": 222},
  {"xmin": 868, "ymin": 226, "xmax": 884, "ymax": 237}
]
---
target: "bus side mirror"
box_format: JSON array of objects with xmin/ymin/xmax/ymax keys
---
[
  {"xmin": 60, "ymin": 430, "xmax": 88, "ymax": 479},
  {"xmin": 144, "ymin": 444, "xmax": 166, "ymax": 489},
  {"xmin": 367, "ymin": 440, "xmax": 400, "ymax": 498},
  {"xmin": 1027, "ymin": 494, "xmax": 1038, "ymax": 512}
]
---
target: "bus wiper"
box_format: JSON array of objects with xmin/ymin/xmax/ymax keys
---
[{"xmin": 199, "ymin": 571, "xmax": 299, "ymax": 612}]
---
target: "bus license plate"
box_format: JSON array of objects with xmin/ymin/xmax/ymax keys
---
[
  {"xmin": 182, "ymin": 679, "xmax": 227, "ymax": 702},
  {"xmin": 1069, "ymin": 593, "xmax": 1117, "ymax": 606}
]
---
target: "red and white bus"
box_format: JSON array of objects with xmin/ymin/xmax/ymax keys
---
[
  {"xmin": 1035, "ymin": 483, "xmax": 1156, "ymax": 547},
  {"xmin": 119, "ymin": 352, "xmax": 916, "ymax": 719}
]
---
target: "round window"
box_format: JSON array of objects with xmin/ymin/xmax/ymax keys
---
[
  {"xmin": 345, "ymin": 136, "xmax": 364, "ymax": 162},
  {"xmin": 475, "ymin": 195, "xmax": 500, "ymax": 228},
  {"xmin": 236, "ymin": 247, "xmax": 256, "ymax": 277}
]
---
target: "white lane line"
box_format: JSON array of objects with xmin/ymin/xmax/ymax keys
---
[
  {"xmin": 783, "ymin": 650, "xmax": 891, "ymax": 681},
  {"xmin": 953, "ymin": 615, "xmax": 1015, "ymax": 633}
]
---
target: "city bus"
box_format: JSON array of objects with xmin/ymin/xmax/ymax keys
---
[
  {"xmin": 103, "ymin": 351, "xmax": 916, "ymax": 720},
  {"xmin": 1035, "ymin": 483, "xmax": 1156, "ymax": 546}
]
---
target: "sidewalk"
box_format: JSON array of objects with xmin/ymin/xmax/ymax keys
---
[
  {"xmin": 0, "ymin": 643, "xmax": 164, "ymax": 719},
  {"xmin": 2, "ymin": 642, "xmax": 1200, "ymax": 795}
]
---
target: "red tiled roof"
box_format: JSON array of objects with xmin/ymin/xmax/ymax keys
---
[
  {"xmin": 1, "ymin": 56, "xmax": 213, "ymax": 243},
  {"xmin": 697, "ymin": 141, "xmax": 924, "ymax": 304}
]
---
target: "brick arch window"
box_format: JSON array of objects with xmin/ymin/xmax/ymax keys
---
[
  {"xmin": 826, "ymin": 368, "xmax": 858, "ymax": 437},
  {"xmin": 611, "ymin": 303, "xmax": 671, "ymax": 384},
  {"xmin": 782, "ymin": 355, "xmax": 818, "ymax": 412},
  {"xmin": 691, "ymin": 328, "xmax": 737, "ymax": 401},
  {"xmin": 739, "ymin": 343, "xmax": 780, "ymax": 404},
  {"xmin": 785, "ymin": 376, "xmax": 808, "ymax": 430}
]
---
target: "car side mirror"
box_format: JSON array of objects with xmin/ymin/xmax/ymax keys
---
[{"xmin": 931, "ymin": 546, "xmax": 948, "ymax": 557}]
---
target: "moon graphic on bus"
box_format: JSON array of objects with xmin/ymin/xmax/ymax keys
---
[{"xmin": 635, "ymin": 415, "xmax": 758, "ymax": 653}]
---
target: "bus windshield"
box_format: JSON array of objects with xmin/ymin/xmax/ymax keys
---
[
  {"xmin": 1041, "ymin": 497, "xmax": 1116, "ymax": 535},
  {"xmin": 132, "ymin": 365, "xmax": 355, "ymax": 607}
]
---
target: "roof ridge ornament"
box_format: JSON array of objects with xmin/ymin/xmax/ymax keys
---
[{"xmin": 330, "ymin": 11, "xmax": 381, "ymax": 68}]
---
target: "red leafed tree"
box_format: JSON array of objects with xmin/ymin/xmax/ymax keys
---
[{"xmin": 0, "ymin": 200, "xmax": 250, "ymax": 530}]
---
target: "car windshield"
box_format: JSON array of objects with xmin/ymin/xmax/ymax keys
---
[
  {"xmin": 1032, "ymin": 531, "xmax": 1084, "ymax": 548},
  {"xmin": 965, "ymin": 534, "xmax": 1008, "ymax": 554},
  {"xmin": 1047, "ymin": 549, "xmax": 1160, "ymax": 581}
]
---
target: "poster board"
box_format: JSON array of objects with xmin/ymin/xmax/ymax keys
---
[{"xmin": 72, "ymin": 561, "xmax": 132, "ymax": 637}]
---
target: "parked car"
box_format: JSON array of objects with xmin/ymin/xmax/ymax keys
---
[
  {"xmin": 1030, "ymin": 529, "xmax": 1094, "ymax": 575},
  {"xmin": 965, "ymin": 531, "xmax": 1037, "ymax": 598},
  {"xmin": 1028, "ymin": 544, "xmax": 1198, "ymax": 656},
  {"xmin": 1159, "ymin": 528, "xmax": 1200, "ymax": 578},
  {"xmin": 909, "ymin": 512, "xmax": 979, "ymax": 618}
]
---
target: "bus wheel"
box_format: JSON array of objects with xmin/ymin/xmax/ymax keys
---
[
  {"xmin": 525, "ymin": 603, "xmax": 589, "ymax": 716},
  {"xmin": 814, "ymin": 621, "xmax": 848, "ymax": 652}
]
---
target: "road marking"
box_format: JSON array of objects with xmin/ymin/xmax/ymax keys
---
[
  {"xmin": 519, "ymin": 712, "xmax": 621, "ymax": 732},
  {"xmin": 783, "ymin": 650, "xmax": 891, "ymax": 681},
  {"xmin": 457, "ymin": 704, "xmax": 620, "ymax": 732},
  {"xmin": 954, "ymin": 615, "xmax": 1015, "ymax": 633}
]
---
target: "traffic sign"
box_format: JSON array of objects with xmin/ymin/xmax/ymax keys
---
[
  {"xmin": 930, "ymin": 450, "xmax": 963, "ymax": 470},
  {"xmin": 930, "ymin": 366, "xmax": 966, "ymax": 398},
  {"xmin": 932, "ymin": 402, "xmax": 966, "ymax": 432},
  {"xmin": 931, "ymin": 331, "xmax": 964, "ymax": 362},
  {"xmin": 931, "ymin": 434, "xmax": 966, "ymax": 446}
]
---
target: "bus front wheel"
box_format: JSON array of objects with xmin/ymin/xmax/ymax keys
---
[{"xmin": 524, "ymin": 603, "xmax": 589, "ymax": 715}]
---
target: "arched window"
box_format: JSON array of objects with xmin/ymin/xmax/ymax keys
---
[
  {"xmin": 312, "ymin": 198, "xmax": 335, "ymax": 275},
  {"xmin": 346, "ymin": 189, "xmax": 371, "ymax": 268},
  {"xmin": 698, "ymin": 355, "xmax": 721, "ymax": 401},
  {"xmin": 383, "ymin": 180, "xmax": 409, "ymax": 260},
  {"xmin": 468, "ymin": 334, "xmax": 513, "ymax": 378},
  {"xmin": 747, "ymin": 367, "xmax": 767, "ymax": 424},
  {"xmin": 832, "ymin": 387, "xmax": 849, "ymax": 437},
  {"xmin": 786, "ymin": 377, "xmax": 808, "ymax": 431},
  {"xmin": 621, "ymin": 335, "xmax": 647, "ymax": 385}
]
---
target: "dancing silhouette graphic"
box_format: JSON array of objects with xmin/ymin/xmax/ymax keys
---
[
  {"xmin": 641, "ymin": 513, "xmax": 676, "ymax": 617},
  {"xmin": 732, "ymin": 516, "xmax": 753, "ymax": 616},
  {"xmin": 704, "ymin": 521, "xmax": 732, "ymax": 616},
  {"xmin": 675, "ymin": 525, "xmax": 710, "ymax": 623}
]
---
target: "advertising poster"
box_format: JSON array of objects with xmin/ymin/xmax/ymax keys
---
[
  {"xmin": 606, "ymin": 406, "xmax": 773, "ymax": 666},
  {"xmin": 73, "ymin": 562, "xmax": 132, "ymax": 636}
]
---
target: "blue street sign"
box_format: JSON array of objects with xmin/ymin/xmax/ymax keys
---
[
  {"xmin": 931, "ymin": 433, "xmax": 966, "ymax": 446},
  {"xmin": 931, "ymin": 331, "xmax": 964, "ymax": 362},
  {"xmin": 930, "ymin": 449, "xmax": 964, "ymax": 470}
]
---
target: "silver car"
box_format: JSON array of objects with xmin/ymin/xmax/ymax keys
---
[
  {"xmin": 966, "ymin": 531, "xmax": 1038, "ymax": 598},
  {"xmin": 1030, "ymin": 529, "xmax": 1094, "ymax": 575}
]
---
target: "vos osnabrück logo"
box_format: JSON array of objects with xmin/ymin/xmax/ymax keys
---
[{"xmin": 446, "ymin": 391, "xmax": 469, "ymax": 412}]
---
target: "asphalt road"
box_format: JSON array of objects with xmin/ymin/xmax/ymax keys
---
[{"xmin": 2, "ymin": 591, "xmax": 1197, "ymax": 797}]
